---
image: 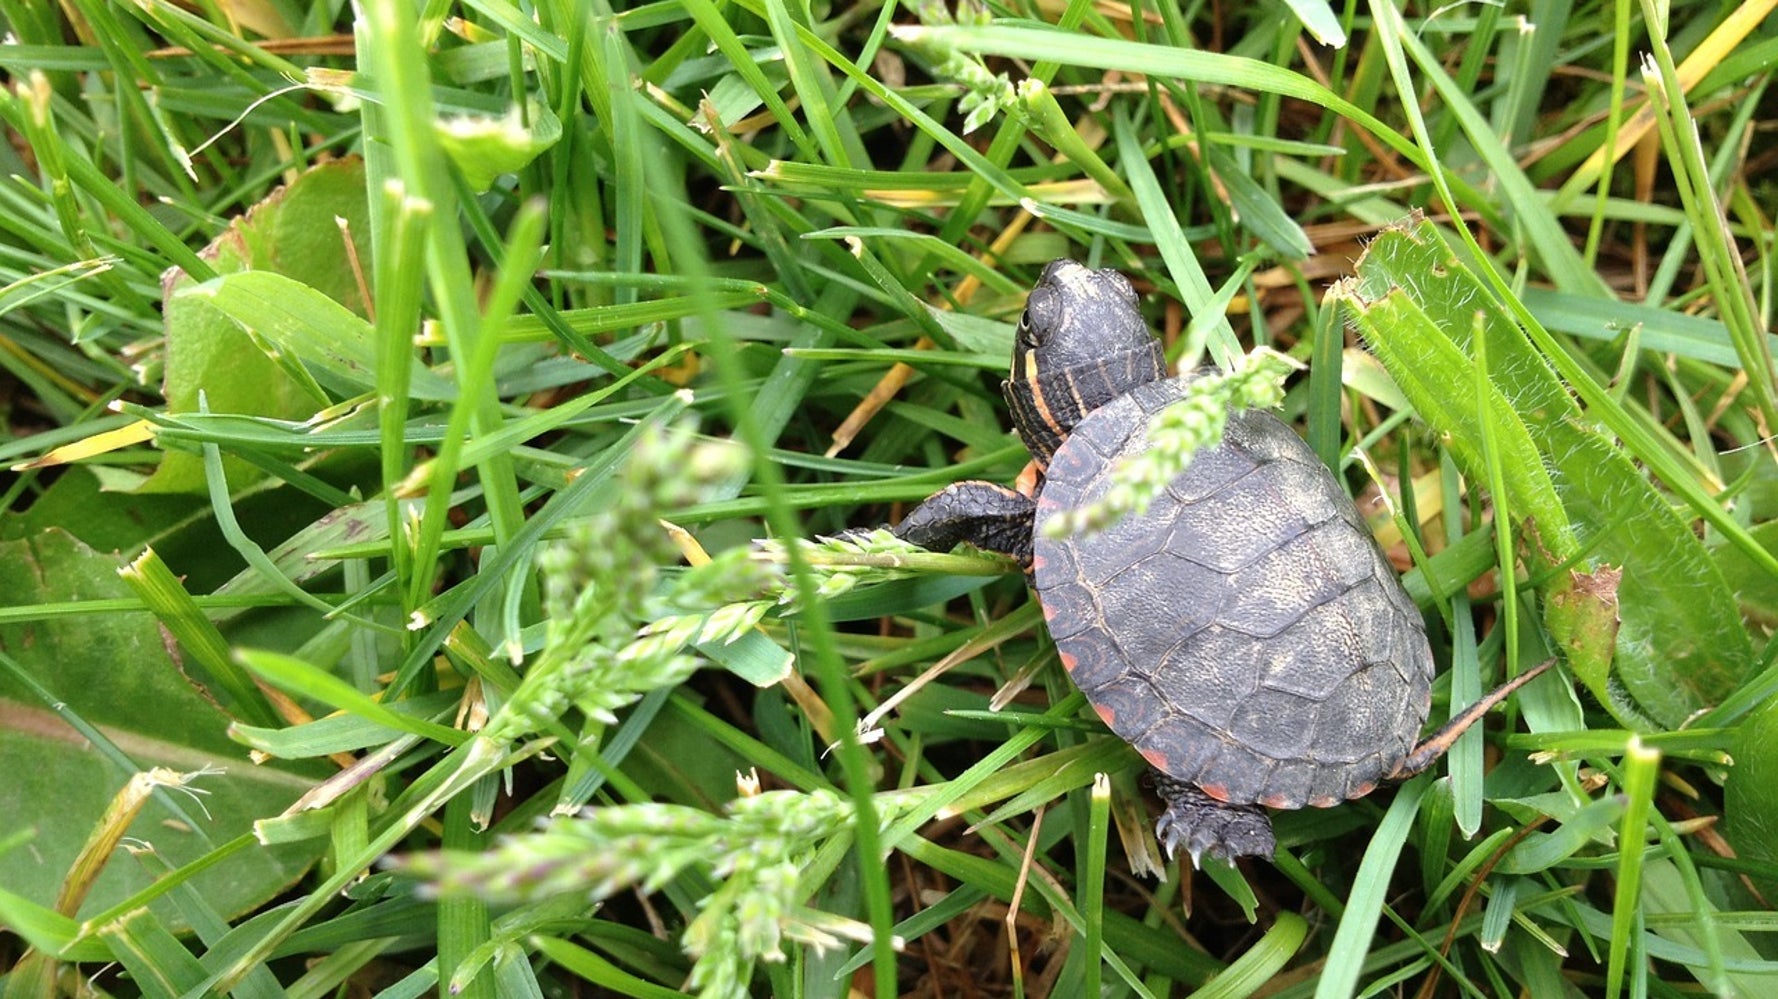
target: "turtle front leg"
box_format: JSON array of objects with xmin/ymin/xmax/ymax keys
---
[
  {"xmin": 1153, "ymin": 774, "xmax": 1276, "ymax": 866},
  {"xmin": 893, "ymin": 481, "xmax": 1036, "ymax": 564}
]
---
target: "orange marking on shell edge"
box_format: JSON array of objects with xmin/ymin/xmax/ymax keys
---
[
  {"xmin": 1197, "ymin": 783, "xmax": 1230, "ymax": 803},
  {"xmin": 1347, "ymin": 781, "xmax": 1377, "ymax": 800},
  {"xmin": 1139, "ymin": 748, "xmax": 1172, "ymax": 772},
  {"xmin": 1309, "ymin": 795, "xmax": 1341, "ymax": 809},
  {"xmin": 1015, "ymin": 460, "xmax": 1043, "ymax": 498},
  {"xmin": 1041, "ymin": 601, "xmax": 1056, "ymax": 623},
  {"xmin": 1093, "ymin": 702, "xmax": 1117, "ymax": 726},
  {"xmin": 1258, "ymin": 793, "xmax": 1293, "ymax": 809},
  {"xmin": 1058, "ymin": 649, "xmax": 1078, "ymax": 672}
]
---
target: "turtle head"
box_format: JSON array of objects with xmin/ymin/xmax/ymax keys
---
[{"xmin": 1004, "ymin": 260, "xmax": 1166, "ymax": 467}]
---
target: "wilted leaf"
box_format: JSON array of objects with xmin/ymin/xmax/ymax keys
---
[{"xmin": 1542, "ymin": 561, "xmax": 1625, "ymax": 723}]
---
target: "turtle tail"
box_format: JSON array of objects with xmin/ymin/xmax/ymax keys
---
[{"xmin": 1393, "ymin": 656, "xmax": 1557, "ymax": 779}]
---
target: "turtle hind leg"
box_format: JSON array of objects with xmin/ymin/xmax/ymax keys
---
[
  {"xmin": 1153, "ymin": 774, "xmax": 1276, "ymax": 866},
  {"xmin": 1393, "ymin": 656, "xmax": 1558, "ymax": 779},
  {"xmin": 892, "ymin": 481, "xmax": 1036, "ymax": 563}
]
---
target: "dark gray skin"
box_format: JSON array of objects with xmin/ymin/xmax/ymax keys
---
[{"xmin": 892, "ymin": 259, "xmax": 1553, "ymax": 866}]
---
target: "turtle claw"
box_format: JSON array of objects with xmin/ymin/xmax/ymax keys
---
[{"xmin": 1153, "ymin": 775, "xmax": 1276, "ymax": 865}]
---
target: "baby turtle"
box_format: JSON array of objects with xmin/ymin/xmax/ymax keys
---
[{"xmin": 890, "ymin": 259, "xmax": 1551, "ymax": 863}]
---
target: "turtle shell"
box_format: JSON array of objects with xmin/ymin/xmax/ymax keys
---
[{"xmin": 1031, "ymin": 379, "xmax": 1435, "ymax": 810}]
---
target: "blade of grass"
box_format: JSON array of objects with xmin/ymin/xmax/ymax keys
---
[
  {"xmin": 639, "ymin": 102, "xmax": 899, "ymax": 997},
  {"xmin": 1081, "ymin": 773, "xmax": 1110, "ymax": 999},
  {"xmin": 235, "ymin": 649, "xmax": 466, "ymax": 746},
  {"xmin": 1196, "ymin": 911, "xmax": 1308, "ymax": 999},
  {"xmin": 373, "ymin": 183, "xmax": 429, "ymax": 614},
  {"xmin": 761, "ymin": 0, "xmax": 864, "ymax": 170},
  {"xmin": 103, "ymin": 908, "xmax": 208, "ymax": 998},
  {"xmin": 119, "ymin": 548, "xmax": 281, "ymax": 729},
  {"xmin": 1605, "ymin": 737, "xmax": 1660, "ymax": 999},
  {"xmin": 438, "ymin": 791, "xmax": 493, "ymax": 999},
  {"xmin": 1112, "ymin": 108, "xmax": 1243, "ymax": 368},
  {"xmin": 1368, "ymin": 0, "xmax": 1604, "ymax": 295},
  {"xmin": 194, "ymin": 412, "xmax": 356, "ymax": 621},
  {"xmin": 1313, "ymin": 777, "xmax": 1428, "ymax": 999},
  {"xmin": 1636, "ymin": 33, "xmax": 1777, "ymax": 429},
  {"xmin": 910, "ymin": 23, "xmax": 1502, "ymax": 232},
  {"xmin": 357, "ymin": 0, "xmax": 526, "ymax": 624},
  {"xmin": 596, "ymin": 19, "xmax": 647, "ymax": 309}
]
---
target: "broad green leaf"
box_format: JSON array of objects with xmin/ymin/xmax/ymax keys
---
[
  {"xmin": 1712, "ymin": 521, "xmax": 1778, "ymax": 629},
  {"xmin": 437, "ymin": 101, "xmax": 561, "ymax": 191},
  {"xmin": 1542, "ymin": 430, "xmax": 1749, "ymax": 726},
  {"xmin": 1205, "ymin": 145, "xmax": 1313, "ymax": 261},
  {"xmin": 695, "ymin": 630, "xmax": 793, "ymax": 687},
  {"xmin": 143, "ymin": 158, "xmax": 374, "ymax": 493},
  {"xmin": 180, "ymin": 270, "xmax": 456, "ymax": 402},
  {"xmin": 1280, "ymin": 0, "xmax": 1346, "ymax": 47},
  {"xmin": 1336, "ymin": 219, "xmax": 1751, "ymax": 727},
  {"xmin": 1725, "ymin": 694, "xmax": 1778, "ymax": 895},
  {"xmin": 0, "ymin": 466, "xmax": 203, "ymax": 554},
  {"xmin": 0, "ymin": 530, "xmax": 322, "ymax": 923},
  {"xmin": 1339, "ymin": 284, "xmax": 1568, "ymax": 545}
]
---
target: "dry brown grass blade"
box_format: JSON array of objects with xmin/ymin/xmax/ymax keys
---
[{"xmin": 825, "ymin": 214, "xmax": 1037, "ymax": 456}]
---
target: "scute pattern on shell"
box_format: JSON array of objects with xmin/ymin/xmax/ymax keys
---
[{"xmin": 1033, "ymin": 379, "xmax": 1436, "ymax": 809}]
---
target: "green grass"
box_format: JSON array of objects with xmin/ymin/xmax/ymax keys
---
[{"xmin": 2, "ymin": 1, "xmax": 1777, "ymax": 997}]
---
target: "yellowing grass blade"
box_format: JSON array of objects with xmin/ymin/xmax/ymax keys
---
[{"xmin": 11, "ymin": 419, "xmax": 156, "ymax": 470}]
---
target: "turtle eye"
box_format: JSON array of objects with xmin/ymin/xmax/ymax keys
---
[
  {"xmin": 1110, "ymin": 271, "xmax": 1138, "ymax": 304},
  {"xmin": 1020, "ymin": 286, "xmax": 1058, "ymax": 345}
]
